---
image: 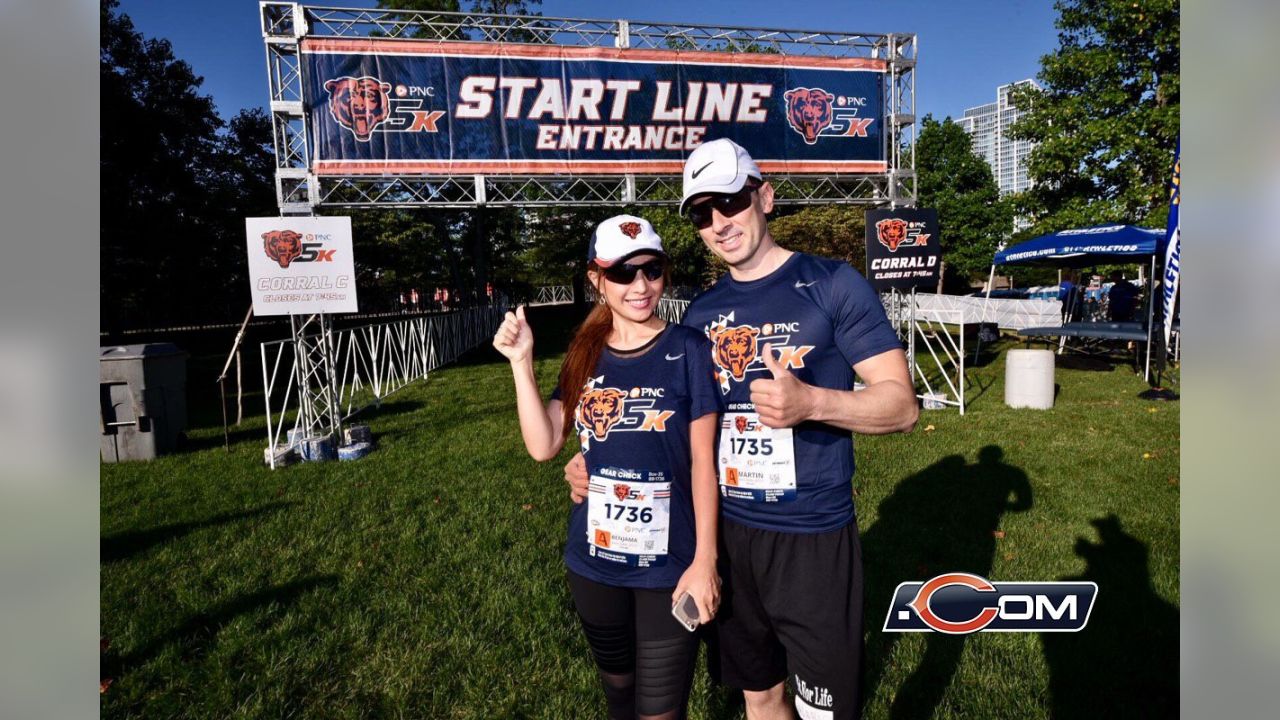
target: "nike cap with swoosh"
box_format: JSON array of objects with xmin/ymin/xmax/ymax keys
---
[{"xmin": 679, "ymin": 138, "xmax": 762, "ymax": 215}]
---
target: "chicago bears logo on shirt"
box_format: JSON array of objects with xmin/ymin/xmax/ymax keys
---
[
  {"xmin": 262, "ymin": 230, "xmax": 304, "ymax": 269},
  {"xmin": 709, "ymin": 325, "xmax": 760, "ymax": 381},
  {"xmin": 324, "ymin": 76, "xmax": 392, "ymax": 141},
  {"xmin": 578, "ymin": 387, "xmax": 627, "ymax": 441},
  {"xmin": 735, "ymin": 415, "xmax": 749, "ymax": 433},
  {"xmin": 703, "ymin": 312, "xmax": 815, "ymax": 394},
  {"xmin": 613, "ymin": 483, "xmax": 631, "ymax": 502},
  {"xmin": 784, "ymin": 87, "xmax": 835, "ymax": 145}
]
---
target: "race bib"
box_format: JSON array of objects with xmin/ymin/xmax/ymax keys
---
[
  {"xmin": 586, "ymin": 467, "xmax": 671, "ymax": 567},
  {"xmin": 718, "ymin": 412, "xmax": 797, "ymax": 502}
]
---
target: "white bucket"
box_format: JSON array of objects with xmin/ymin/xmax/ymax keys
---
[{"xmin": 1005, "ymin": 349, "xmax": 1055, "ymax": 409}]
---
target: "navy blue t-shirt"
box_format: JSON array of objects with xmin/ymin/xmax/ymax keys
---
[
  {"xmin": 556, "ymin": 324, "xmax": 720, "ymax": 589},
  {"xmin": 682, "ymin": 253, "xmax": 901, "ymax": 533}
]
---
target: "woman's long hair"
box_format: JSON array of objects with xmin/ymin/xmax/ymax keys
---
[{"xmin": 558, "ymin": 266, "xmax": 612, "ymax": 441}]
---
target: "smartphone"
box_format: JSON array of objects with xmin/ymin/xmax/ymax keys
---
[{"xmin": 671, "ymin": 591, "xmax": 700, "ymax": 632}]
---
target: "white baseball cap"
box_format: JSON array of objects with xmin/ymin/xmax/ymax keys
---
[
  {"xmin": 587, "ymin": 214, "xmax": 666, "ymax": 267},
  {"xmin": 679, "ymin": 138, "xmax": 763, "ymax": 215}
]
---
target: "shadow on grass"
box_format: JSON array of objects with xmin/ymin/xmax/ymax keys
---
[
  {"xmin": 862, "ymin": 446, "xmax": 1033, "ymax": 719},
  {"xmin": 101, "ymin": 502, "xmax": 295, "ymax": 563},
  {"xmin": 967, "ymin": 346, "xmax": 1006, "ymax": 369},
  {"xmin": 963, "ymin": 373, "xmax": 999, "ymax": 408},
  {"xmin": 352, "ymin": 398, "xmax": 427, "ymax": 422},
  {"xmin": 1042, "ymin": 515, "xmax": 1178, "ymax": 718},
  {"xmin": 1054, "ymin": 354, "xmax": 1116, "ymax": 372},
  {"xmin": 178, "ymin": 425, "xmax": 269, "ymax": 453},
  {"xmin": 102, "ymin": 575, "xmax": 339, "ymax": 683}
]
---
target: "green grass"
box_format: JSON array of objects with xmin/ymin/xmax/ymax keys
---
[{"xmin": 101, "ymin": 308, "xmax": 1179, "ymax": 719}]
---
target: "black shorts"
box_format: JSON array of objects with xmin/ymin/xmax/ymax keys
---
[{"xmin": 714, "ymin": 517, "xmax": 865, "ymax": 720}]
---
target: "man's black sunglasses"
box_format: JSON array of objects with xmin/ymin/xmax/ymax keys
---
[
  {"xmin": 686, "ymin": 184, "xmax": 759, "ymax": 229},
  {"xmin": 602, "ymin": 259, "xmax": 666, "ymax": 284}
]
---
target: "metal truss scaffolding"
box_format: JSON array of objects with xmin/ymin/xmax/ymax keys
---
[
  {"xmin": 884, "ymin": 289, "xmax": 966, "ymax": 414},
  {"xmin": 261, "ymin": 305, "xmax": 505, "ymax": 467},
  {"xmin": 260, "ymin": 3, "xmax": 916, "ymax": 211}
]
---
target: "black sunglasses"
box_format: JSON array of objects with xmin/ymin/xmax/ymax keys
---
[
  {"xmin": 602, "ymin": 259, "xmax": 666, "ymax": 284},
  {"xmin": 687, "ymin": 184, "xmax": 758, "ymax": 229}
]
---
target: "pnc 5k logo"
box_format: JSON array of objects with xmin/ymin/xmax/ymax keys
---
[
  {"xmin": 883, "ymin": 572, "xmax": 1097, "ymax": 634},
  {"xmin": 262, "ymin": 230, "xmax": 339, "ymax": 269}
]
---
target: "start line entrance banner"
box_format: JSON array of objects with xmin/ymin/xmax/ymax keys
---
[
  {"xmin": 245, "ymin": 216, "xmax": 358, "ymax": 316},
  {"xmin": 300, "ymin": 38, "xmax": 888, "ymax": 175}
]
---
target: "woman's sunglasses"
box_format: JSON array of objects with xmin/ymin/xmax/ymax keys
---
[
  {"xmin": 602, "ymin": 259, "xmax": 666, "ymax": 284},
  {"xmin": 686, "ymin": 184, "xmax": 758, "ymax": 229}
]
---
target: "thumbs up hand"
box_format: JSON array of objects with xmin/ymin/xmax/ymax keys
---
[
  {"xmin": 493, "ymin": 305, "xmax": 535, "ymax": 364},
  {"xmin": 749, "ymin": 343, "xmax": 815, "ymax": 428}
]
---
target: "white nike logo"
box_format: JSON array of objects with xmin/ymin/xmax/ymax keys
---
[
  {"xmin": 665, "ymin": 353, "xmax": 685, "ymax": 361},
  {"xmin": 795, "ymin": 280, "xmax": 818, "ymax": 288}
]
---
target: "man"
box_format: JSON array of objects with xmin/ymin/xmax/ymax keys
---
[
  {"xmin": 1106, "ymin": 270, "xmax": 1139, "ymax": 322},
  {"xmin": 566, "ymin": 138, "xmax": 917, "ymax": 718}
]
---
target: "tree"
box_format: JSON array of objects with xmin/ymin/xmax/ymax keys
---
[
  {"xmin": 914, "ymin": 115, "xmax": 1013, "ymax": 288},
  {"xmin": 1008, "ymin": 0, "xmax": 1180, "ymax": 235},
  {"xmin": 767, "ymin": 206, "xmax": 868, "ymax": 275},
  {"xmin": 101, "ymin": 0, "xmax": 275, "ymax": 330}
]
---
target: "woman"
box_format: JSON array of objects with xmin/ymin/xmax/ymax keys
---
[{"xmin": 492, "ymin": 215, "xmax": 720, "ymax": 720}]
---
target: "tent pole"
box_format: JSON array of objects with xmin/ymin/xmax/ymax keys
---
[
  {"xmin": 976, "ymin": 264, "xmax": 997, "ymax": 363},
  {"xmin": 1143, "ymin": 254, "xmax": 1156, "ymax": 382}
]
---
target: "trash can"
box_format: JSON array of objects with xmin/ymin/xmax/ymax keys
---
[
  {"xmin": 1004, "ymin": 349, "xmax": 1055, "ymax": 409},
  {"xmin": 100, "ymin": 343, "xmax": 188, "ymax": 462}
]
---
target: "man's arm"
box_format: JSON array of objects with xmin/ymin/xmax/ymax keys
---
[
  {"xmin": 811, "ymin": 347, "xmax": 918, "ymax": 434},
  {"xmin": 750, "ymin": 345, "xmax": 917, "ymax": 435},
  {"xmin": 564, "ymin": 451, "xmax": 588, "ymax": 504}
]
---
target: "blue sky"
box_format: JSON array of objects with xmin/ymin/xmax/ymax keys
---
[{"xmin": 117, "ymin": 0, "xmax": 1061, "ymax": 125}]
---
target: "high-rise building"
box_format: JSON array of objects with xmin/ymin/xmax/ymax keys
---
[{"xmin": 958, "ymin": 79, "xmax": 1040, "ymax": 196}]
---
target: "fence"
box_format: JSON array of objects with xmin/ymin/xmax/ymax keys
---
[
  {"xmin": 530, "ymin": 285, "xmax": 574, "ymax": 306},
  {"xmin": 260, "ymin": 305, "xmax": 504, "ymax": 466},
  {"xmin": 914, "ymin": 294, "xmax": 1063, "ymax": 331},
  {"xmin": 656, "ymin": 297, "xmax": 690, "ymax": 324}
]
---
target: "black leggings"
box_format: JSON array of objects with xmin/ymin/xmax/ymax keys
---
[{"xmin": 567, "ymin": 570, "xmax": 698, "ymax": 720}]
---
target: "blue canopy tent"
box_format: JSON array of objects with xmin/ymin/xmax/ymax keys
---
[
  {"xmin": 983, "ymin": 224, "xmax": 1167, "ymax": 380},
  {"xmin": 992, "ymin": 225, "xmax": 1167, "ymax": 268}
]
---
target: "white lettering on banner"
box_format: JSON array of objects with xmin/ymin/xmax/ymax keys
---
[
  {"xmin": 454, "ymin": 77, "xmax": 774, "ymax": 123},
  {"xmin": 500, "ymin": 78, "xmax": 538, "ymax": 119},
  {"xmin": 257, "ymin": 276, "xmax": 350, "ymax": 291},
  {"xmin": 455, "ymin": 76, "xmax": 496, "ymax": 118},
  {"xmin": 538, "ymin": 124, "xmax": 705, "ymax": 151},
  {"xmin": 870, "ymin": 256, "xmax": 938, "ymax": 270},
  {"xmin": 1162, "ymin": 227, "xmax": 1180, "ymax": 343}
]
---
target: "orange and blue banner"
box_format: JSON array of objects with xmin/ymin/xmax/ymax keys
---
[{"xmin": 300, "ymin": 38, "xmax": 887, "ymax": 175}]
